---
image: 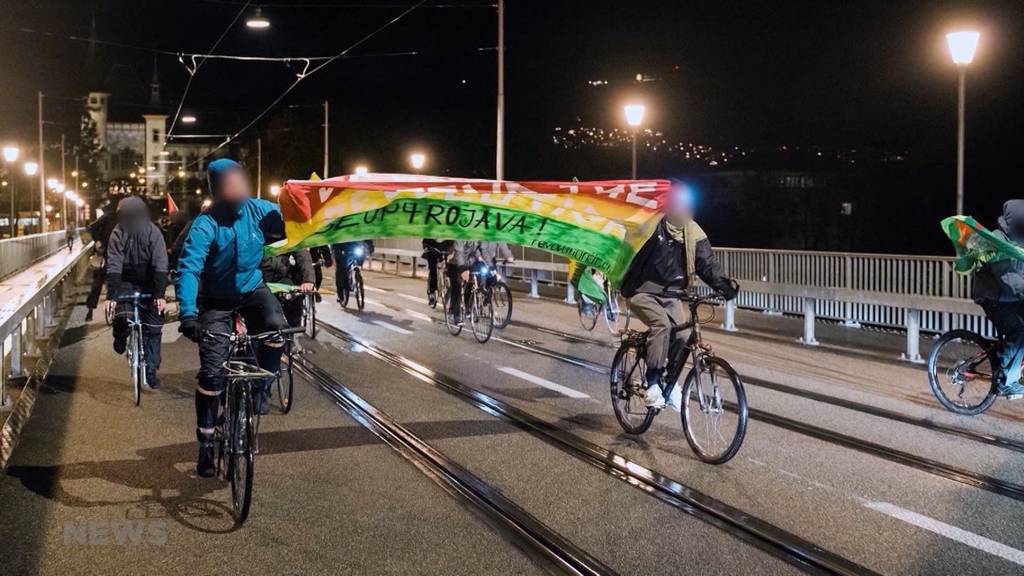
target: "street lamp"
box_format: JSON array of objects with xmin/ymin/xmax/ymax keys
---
[
  {"xmin": 181, "ymin": 115, "xmax": 197, "ymax": 124},
  {"xmin": 624, "ymin": 103, "xmax": 646, "ymax": 179},
  {"xmin": 409, "ymin": 152, "xmax": 426, "ymax": 172},
  {"xmin": 246, "ymin": 7, "xmax": 270, "ymax": 29},
  {"xmin": 270, "ymin": 185, "xmax": 280, "ymax": 197},
  {"xmin": 46, "ymin": 177, "xmax": 58, "ymax": 190},
  {"xmin": 2, "ymin": 146, "xmax": 19, "ymax": 163},
  {"xmin": 946, "ymin": 30, "xmax": 980, "ymax": 215},
  {"xmin": 354, "ymin": 165, "xmax": 369, "ymax": 176},
  {"xmin": 23, "ymin": 162, "xmax": 38, "ymax": 176}
]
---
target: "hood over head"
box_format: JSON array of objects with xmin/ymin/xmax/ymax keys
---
[
  {"xmin": 207, "ymin": 158, "xmax": 244, "ymax": 199},
  {"xmin": 998, "ymin": 200, "xmax": 1024, "ymax": 241},
  {"xmin": 116, "ymin": 196, "xmax": 150, "ymax": 230}
]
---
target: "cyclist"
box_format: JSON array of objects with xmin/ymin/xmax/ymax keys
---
[
  {"xmin": 105, "ymin": 196, "xmax": 169, "ymax": 389},
  {"xmin": 445, "ymin": 241, "xmax": 483, "ymax": 325},
  {"xmin": 309, "ymin": 246, "xmax": 333, "ymax": 302},
  {"xmin": 972, "ymin": 200, "xmax": 1024, "ymax": 399},
  {"xmin": 481, "ymin": 241, "xmax": 514, "ymax": 282},
  {"xmin": 330, "ymin": 240, "xmax": 374, "ymax": 303},
  {"xmin": 620, "ymin": 182, "xmax": 737, "ymax": 408},
  {"xmin": 260, "ymin": 250, "xmax": 316, "ymax": 327},
  {"xmin": 423, "ymin": 238, "xmax": 453, "ymax": 307},
  {"xmin": 84, "ymin": 203, "xmax": 119, "ymax": 322},
  {"xmin": 176, "ymin": 158, "xmax": 288, "ymax": 478}
]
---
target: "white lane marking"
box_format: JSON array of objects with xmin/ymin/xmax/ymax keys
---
[
  {"xmin": 372, "ymin": 320, "xmax": 413, "ymax": 335},
  {"xmin": 364, "ymin": 285, "xmax": 388, "ymax": 294},
  {"xmin": 497, "ymin": 367, "xmax": 590, "ymax": 399},
  {"xmin": 404, "ymin": 308, "xmax": 434, "ymax": 323},
  {"xmin": 396, "ymin": 292, "xmax": 429, "ymax": 305},
  {"xmin": 864, "ymin": 501, "xmax": 1024, "ymax": 567}
]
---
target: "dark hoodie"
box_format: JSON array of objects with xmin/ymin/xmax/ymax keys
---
[
  {"xmin": 106, "ymin": 196, "xmax": 169, "ymax": 299},
  {"xmin": 973, "ymin": 200, "xmax": 1024, "ymax": 304}
]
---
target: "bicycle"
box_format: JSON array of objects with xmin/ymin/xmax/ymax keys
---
[
  {"xmin": 112, "ymin": 292, "xmax": 157, "ymax": 406},
  {"xmin": 578, "ymin": 276, "xmax": 628, "ymax": 334},
  {"xmin": 444, "ymin": 263, "xmax": 494, "ymax": 343},
  {"xmin": 927, "ymin": 329, "xmax": 1007, "ymax": 415},
  {"xmin": 209, "ymin": 324, "xmax": 304, "ymax": 523},
  {"xmin": 426, "ymin": 247, "xmax": 451, "ymax": 310},
  {"xmin": 609, "ymin": 285, "xmax": 747, "ymax": 464},
  {"xmin": 339, "ymin": 248, "xmax": 365, "ymax": 311}
]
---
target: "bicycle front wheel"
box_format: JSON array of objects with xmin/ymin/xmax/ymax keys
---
[
  {"xmin": 470, "ymin": 290, "xmax": 494, "ymax": 343},
  {"xmin": 304, "ymin": 294, "xmax": 317, "ymax": 339},
  {"xmin": 492, "ymin": 281, "xmax": 513, "ymax": 329},
  {"xmin": 229, "ymin": 385, "xmax": 255, "ymax": 523},
  {"xmin": 277, "ymin": 341, "xmax": 295, "ymax": 414},
  {"xmin": 928, "ymin": 330, "xmax": 999, "ymax": 415},
  {"xmin": 681, "ymin": 356, "xmax": 747, "ymax": 464},
  {"xmin": 354, "ymin": 269, "xmax": 365, "ymax": 311},
  {"xmin": 128, "ymin": 331, "xmax": 142, "ymax": 406},
  {"xmin": 609, "ymin": 343, "xmax": 655, "ymax": 434},
  {"xmin": 603, "ymin": 290, "xmax": 626, "ymax": 334},
  {"xmin": 578, "ymin": 299, "xmax": 599, "ymax": 332}
]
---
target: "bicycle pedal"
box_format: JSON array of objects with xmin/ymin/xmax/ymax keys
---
[{"xmin": 1007, "ymin": 394, "xmax": 1024, "ymax": 401}]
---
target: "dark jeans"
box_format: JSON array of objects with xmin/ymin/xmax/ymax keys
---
[
  {"xmin": 425, "ymin": 252, "xmax": 441, "ymax": 295},
  {"xmin": 112, "ymin": 289, "xmax": 162, "ymax": 380},
  {"xmin": 195, "ymin": 285, "xmax": 286, "ymax": 432},
  {"xmin": 446, "ymin": 263, "xmax": 472, "ymax": 317},
  {"xmin": 983, "ymin": 301, "xmax": 1024, "ymax": 386},
  {"xmin": 86, "ymin": 267, "xmax": 106, "ymax": 310},
  {"xmin": 281, "ymin": 295, "xmax": 304, "ymax": 328},
  {"xmin": 332, "ymin": 247, "xmax": 364, "ymax": 294}
]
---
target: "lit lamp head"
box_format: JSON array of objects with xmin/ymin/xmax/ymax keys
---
[
  {"xmin": 410, "ymin": 153, "xmax": 426, "ymax": 171},
  {"xmin": 23, "ymin": 161, "xmax": 38, "ymax": 176},
  {"xmin": 270, "ymin": 185, "xmax": 281, "ymax": 197},
  {"xmin": 46, "ymin": 177, "xmax": 58, "ymax": 190},
  {"xmin": 2, "ymin": 146, "xmax": 19, "ymax": 163},
  {"xmin": 947, "ymin": 31, "xmax": 980, "ymax": 65},
  {"xmin": 246, "ymin": 7, "xmax": 270, "ymax": 29},
  {"xmin": 624, "ymin": 104, "xmax": 646, "ymax": 128},
  {"xmin": 354, "ymin": 165, "xmax": 369, "ymax": 176}
]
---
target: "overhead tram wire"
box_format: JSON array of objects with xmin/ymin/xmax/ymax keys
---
[
  {"xmin": 166, "ymin": 1, "xmax": 253, "ymax": 141},
  {"xmin": 176, "ymin": 0, "xmax": 429, "ymax": 175},
  {"xmin": 194, "ymin": 0, "xmax": 494, "ymax": 8}
]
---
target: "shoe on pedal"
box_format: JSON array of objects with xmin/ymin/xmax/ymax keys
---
[
  {"xmin": 666, "ymin": 382, "xmax": 682, "ymax": 412},
  {"xmin": 85, "ymin": 309, "xmax": 94, "ymax": 322},
  {"xmin": 644, "ymin": 383, "xmax": 666, "ymax": 409},
  {"xmin": 146, "ymin": 374, "xmax": 161, "ymax": 390},
  {"xmin": 113, "ymin": 337, "xmax": 126, "ymax": 355},
  {"xmin": 997, "ymin": 380, "xmax": 1024, "ymax": 400},
  {"xmin": 428, "ymin": 293, "xmax": 437, "ymax": 307}
]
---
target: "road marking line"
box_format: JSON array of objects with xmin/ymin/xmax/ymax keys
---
[
  {"xmin": 372, "ymin": 320, "xmax": 413, "ymax": 335},
  {"xmin": 397, "ymin": 292, "xmax": 429, "ymax": 304},
  {"xmin": 364, "ymin": 285, "xmax": 388, "ymax": 294},
  {"xmin": 864, "ymin": 501, "xmax": 1024, "ymax": 567},
  {"xmin": 404, "ymin": 309, "xmax": 434, "ymax": 323},
  {"xmin": 497, "ymin": 367, "xmax": 590, "ymax": 399}
]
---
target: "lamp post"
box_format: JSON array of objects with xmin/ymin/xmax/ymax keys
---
[
  {"xmin": 24, "ymin": 161, "xmax": 38, "ymax": 234},
  {"xmin": 2, "ymin": 146, "xmax": 18, "ymax": 237},
  {"xmin": 946, "ymin": 30, "xmax": 980, "ymax": 215},
  {"xmin": 624, "ymin": 104, "xmax": 646, "ymax": 179}
]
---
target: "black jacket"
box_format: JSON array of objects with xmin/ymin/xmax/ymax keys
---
[
  {"xmin": 105, "ymin": 197, "xmax": 169, "ymax": 298},
  {"xmin": 620, "ymin": 218, "xmax": 730, "ymax": 298},
  {"xmin": 973, "ymin": 200, "xmax": 1024, "ymax": 304},
  {"xmin": 260, "ymin": 251, "xmax": 315, "ymax": 286}
]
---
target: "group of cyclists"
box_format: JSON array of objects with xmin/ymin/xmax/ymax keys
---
[{"xmin": 86, "ymin": 155, "xmax": 1024, "ymax": 489}]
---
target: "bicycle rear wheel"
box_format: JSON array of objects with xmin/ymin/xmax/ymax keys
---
[
  {"xmin": 128, "ymin": 330, "xmax": 142, "ymax": 406},
  {"xmin": 304, "ymin": 294, "xmax": 317, "ymax": 339},
  {"xmin": 492, "ymin": 281, "xmax": 513, "ymax": 329},
  {"xmin": 354, "ymin": 269, "xmax": 365, "ymax": 311},
  {"xmin": 927, "ymin": 330, "xmax": 999, "ymax": 415},
  {"xmin": 277, "ymin": 341, "xmax": 295, "ymax": 414},
  {"xmin": 228, "ymin": 385, "xmax": 255, "ymax": 523},
  {"xmin": 470, "ymin": 289, "xmax": 494, "ymax": 343},
  {"xmin": 609, "ymin": 343, "xmax": 655, "ymax": 434},
  {"xmin": 603, "ymin": 290, "xmax": 625, "ymax": 334},
  {"xmin": 681, "ymin": 356, "xmax": 747, "ymax": 464},
  {"xmin": 443, "ymin": 282, "xmax": 462, "ymax": 336}
]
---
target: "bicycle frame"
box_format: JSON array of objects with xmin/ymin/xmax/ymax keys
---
[{"xmin": 622, "ymin": 298, "xmax": 709, "ymax": 402}]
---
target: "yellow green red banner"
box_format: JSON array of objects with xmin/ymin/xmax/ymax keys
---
[{"xmin": 270, "ymin": 173, "xmax": 669, "ymax": 288}]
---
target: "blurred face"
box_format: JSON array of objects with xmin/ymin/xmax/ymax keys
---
[
  {"xmin": 664, "ymin": 183, "xmax": 694, "ymax": 224},
  {"xmin": 218, "ymin": 170, "xmax": 251, "ymax": 207}
]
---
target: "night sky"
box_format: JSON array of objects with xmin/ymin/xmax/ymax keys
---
[{"xmin": 1, "ymin": 0, "xmax": 1022, "ymax": 234}]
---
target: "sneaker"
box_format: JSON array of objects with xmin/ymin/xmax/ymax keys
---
[
  {"xmin": 644, "ymin": 384, "xmax": 666, "ymax": 409},
  {"xmin": 666, "ymin": 382, "xmax": 683, "ymax": 412},
  {"xmin": 85, "ymin": 309, "xmax": 94, "ymax": 322},
  {"xmin": 146, "ymin": 374, "xmax": 161, "ymax": 390},
  {"xmin": 996, "ymin": 380, "xmax": 1024, "ymax": 400},
  {"xmin": 113, "ymin": 337, "xmax": 126, "ymax": 355},
  {"xmin": 428, "ymin": 292, "xmax": 437, "ymax": 307},
  {"xmin": 196, "ymin": 437, "xmax": 216, "ymax": 478}
]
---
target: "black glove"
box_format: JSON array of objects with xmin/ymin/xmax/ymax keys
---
[
  {"xmin": 179, "ymin": 317, "xmax": 203, "ymax": 343},
  {"xmin": 718, "ymin": 278, "xmax": 739, "ymax": 301}
]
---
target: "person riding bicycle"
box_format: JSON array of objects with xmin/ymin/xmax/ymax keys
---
[
  {"xmin": 972, "ymin": 200, "xmax": 1024, "ymax": 399},
  {"xmin": 309, "ymin": 246, "xmax": 333, "ymax": 302},
  {"xmin": 620, "ymin": 182, "xmax": 737, "ymax": 409},
  {"xmin": 105, "ymin": 196, "xmax": 168, "ymax": 389},
  {"xmin": 446, "ymin": 240, "xmax": 484, "ymax": 324},
  {"xmin": 480, "ymin": 241, "xmax": 514, "ymax": 287},
  {"xmin": 330, "ymin": 240, "xmax": 374, "ymax": 303},
  {"xmin": 85, "ymin": 203, "xmax": 119, "ymax": 322},
  {"xmin": 260, "ymin": 250, "xmax": 315, "ymax": 328},
  {"xmin": 423, "ymin": 238, "xmax": 454, "ymax": 307},
  {"xmin": 176, "ymin": 158, "xmax": 289, "ymax": 478}
]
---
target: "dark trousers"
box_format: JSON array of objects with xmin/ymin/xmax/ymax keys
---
[
  {"xmin": 282, "ymin": 295, "xmax": 304, "ymax": 328},
  {"xmin": 425, "ymin": 252, "xmax": 441, "ymax": 295},
  {"xmin": 446, "ymin": 263, "xmax": 472, "ymax": 317},
  {"xmin": 112, "ymin": 288, "xmax": 162, "ymax": 380},
  {"xmin": 195, "ymin": 285, "xmax": 286, "ymax": 431},
  {"xmin": 86, "ymin": 267, "xmax": 106, "ymax": 310},
  {"xmin": 983, "ymin": 301, "xmax": 1024, "ymax": 386},
  {"xmin": 331, "ymin": 246, "xmax": 364, "ymax": 294}
]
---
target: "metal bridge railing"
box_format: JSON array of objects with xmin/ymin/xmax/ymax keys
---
[{"xmin": 0, "ymin": 231, "xmax": 80, "ymax": 282}]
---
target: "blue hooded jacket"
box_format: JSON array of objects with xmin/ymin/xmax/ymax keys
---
[{"xmin": 176, "ymin": 159, "xmax": 285, "ymax": 318}]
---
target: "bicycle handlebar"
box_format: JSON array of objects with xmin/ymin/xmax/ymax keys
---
[
  {"xmin": 114, "ymin": 292, "xmax": 155, "ymax": 302},
  {"xmin": 206, "ymin": 325, "xmax": 306, "ymax": 342}
]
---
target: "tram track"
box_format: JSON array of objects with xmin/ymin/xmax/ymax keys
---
[
  {"xmin": 291, "ymin": 354, "xmax": 618, "ymax": 576},
  {"xmin": 315, "ymin": 319, "xmax": 880, "ymax": 576}
]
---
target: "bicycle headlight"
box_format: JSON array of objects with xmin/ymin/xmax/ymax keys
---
[{"xmin": 354, "ymin": 247, "xmax": 365, "ymax": 257}]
